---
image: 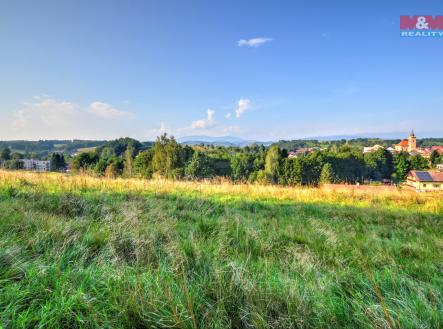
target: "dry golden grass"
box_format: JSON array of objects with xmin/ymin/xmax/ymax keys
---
[
  {"xmin": 1, "ymin": 170, "xmax": 442, "ymax": 328},
  {"xmin": 1, "ymin": 170, "xmax": 442, "ymax": 214}
]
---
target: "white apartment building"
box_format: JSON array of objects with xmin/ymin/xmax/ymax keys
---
[{"xmin": 19, "ymin": 159, "xmax": 50, "ymax": 172}]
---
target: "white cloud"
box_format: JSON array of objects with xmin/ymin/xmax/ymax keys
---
[
  {"xmin": 236, "ymin": 98, "xmax": 252, "ymax": 118},
  {"xmin": 89, "ymin": 101, "xmax": 133, "ymax": 118},
  {"xmin": 13, "ymin": 98, "xmax": 80, "ymax": 130},
  {"xmin": 3, "ymin": 96, "xmax": 135, "ymax": 140},
  {"xmin": 225, "ymin": 113, "xmax": 232, "ymax": 119},
  {"xmin": 148, "ymin": 122, "xmax": 169, "ymax": 137},
  {"xmin": 238, "ymin": 37, "xmax": 272, "ymax": 48},
  {"xmin": 191, "ymin": 109, "xmax": 216, "ymax": 129}
]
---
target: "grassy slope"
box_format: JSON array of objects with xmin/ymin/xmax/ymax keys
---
[{"xmin": 0, "ymin": 171, "xmax": 442, "ymax": 328}]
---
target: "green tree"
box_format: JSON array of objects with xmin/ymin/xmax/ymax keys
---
[
  {"xmin": 96, "ymin": 138, "xmax": 142, "ymax": 157},
  {"xmin": 300, "ymin": 152, "xmax": 324, "ymax": 185},
  {"xmin": 392, "ymin": 152, "xmax": 410, "ymax": 182},
  {"xmin": 133, "ymin": 150, "xmax": 154, "ymax": 178},
  {"xmin": 231, "ymin": 154, "xmax": 253, "ymax": 181},
  {"xmin": 364, "ymin": 149, "xmax": 394, "ymax": 181},
  {"xmin": 11, "ymin": 152, "xmax": 23, "ymax": 160},
  {"xmin": 326, "ymin": 149, "xmax": 366, "ymax": 183},
  {"xmin": 50, "ymin": 153, "xmax": 66, "ymax": 171},
  {"xmin": 152, "ymin": 134, "xmax": 187, "ymax": 179},
  {"xmin": 289, "ymin": 158, "xmax": 303, "ymax": 185},
  {"xmin": 320, "ymin": 163, "xmax": 334, "ymax": 184},
  {"xmin": 430, "ymin": 150, "xmax": 441, "ymax": 168},
  {"xmin": 265, "ymin": 145, "xmax": 281, "ymax": 183},
  {"xmin": 123, "ymin": 145, "xmax": 134, "ymax": 177},
  {"xmin": 4, "ymin": 160, "xmax": 23, "ymax": 170},
  {"xmin": 410, "ymin": 155, "xmax": 429, "ymax": 170},
  {"xmin": 94, "ymin": 158, "xmax": 108, "ymax": 176},
  {"xmin": 277, "ymin": 158, "xmax": 292, "ymax": 185},
  {"xmin": 0, "ymin": 148, "xmax": 11, "ymax": 161},
  {"xmin": 71, "ymin": 152, "xmax": 99, "ymax": 172},
  {"xmin": 100, "ymin": 147, "xmax": 115, "ymax": 159},
  {"xmin": 185, "ymin": 151, "xmax": 214, "ymax": 180}
]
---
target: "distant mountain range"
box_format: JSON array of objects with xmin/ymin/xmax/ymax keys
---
[
  {"xmin": 177, "ymin": 132, "xmax": 443, "ymax": 147},
  {"xmin": 303, "ymin": 131, "xmax": 443, "ymax": 141},
  {"xmin": 177, "ymin": 136, "xmax": 273, "ymax": 147}
]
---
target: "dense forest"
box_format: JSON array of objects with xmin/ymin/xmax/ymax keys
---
[{"xmin": 2, "ymin": 135, "xmax": 442, "ymax": 185}]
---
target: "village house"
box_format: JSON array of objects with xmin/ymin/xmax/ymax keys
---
[
  {"xmin": 288, "ymin": 148, "xmax": 315, "ymax": 158},
  {"xmin": 405, "ymin": 169, "xmax": 443, "ymax": 192},
  {"xmin": 390, "ymin": 130, "xmax": 443, "ymax": 158},
  {"xmin": 411, "ymin": 148, "xmax": 432, "ymax": 158},
  {"xmin": 363, "ymin": 144, "xmax": 384, "ymax": 153}
]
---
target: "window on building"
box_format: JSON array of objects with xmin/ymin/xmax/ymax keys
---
[
  {"xmin": 433, "ymin": 184, "xmax": 441, "ymax": 188},
  {"xmin": 423, "ymin": 184, "xmax": 427, "ymax": 188}
]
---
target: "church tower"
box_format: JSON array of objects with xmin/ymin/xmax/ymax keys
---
[{"xmin": 408, "ymin": 130, "xmax": 416, "ymax": 152}]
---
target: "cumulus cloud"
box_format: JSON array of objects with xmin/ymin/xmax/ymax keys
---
[
  {"xmin": 236, "ymin": 98, "xmax": 252, "ymax": 118},
  {"xmin": 89, "ymin": 101, "xmax": 133, "ymax": 118},
  {"xmin": 191, "ymin": 109, "xmax": 216, "ymax": 129},
  {"xmin": 238, "ymin": 37, "xmax": 272, "ymax": 47},
  {"xmin": 13, "ymin": 98, "xmax": 80, "ymax": 130},
  {"xmin": 225, "ymin": 113, "xmax": 232, "ymax": 119},
  {"xmin": 4, "ymin": 96, "xmax": 134, "ymax": 140}
]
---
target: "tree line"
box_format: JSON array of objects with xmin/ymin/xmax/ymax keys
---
[
  {"xmin": 67, "ymin": 135, "xmax": 443, "ymax": 185},
  {"xmin": 1, "ymin": 134, "xmax": 442, "ymax": 185}
]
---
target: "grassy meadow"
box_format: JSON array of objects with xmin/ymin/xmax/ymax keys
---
[{"xmin": 0, "ymin": 170, "xmax": 442, "ymax": 328}]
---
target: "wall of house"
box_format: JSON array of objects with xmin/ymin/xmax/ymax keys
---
[
  {"xmin": 416, "ymin": 181, "xmax": 443, "ymax": 191},
  {"xmin": 406, "ymin": 179, "xmax": 443, "ymax": 191}
]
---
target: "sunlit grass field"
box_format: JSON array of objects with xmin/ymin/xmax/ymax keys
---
[{"xmin": 0, "ymin": 170, "xmax": 442, "ymax": 328}]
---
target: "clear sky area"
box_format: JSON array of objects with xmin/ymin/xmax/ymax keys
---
[{"xmin": 1, "ymin": 0, "xmax": 442, "ymax": 141}]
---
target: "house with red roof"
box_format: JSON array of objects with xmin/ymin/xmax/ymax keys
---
[
  {"xmin": 431, "ymin": 146, "xmax": 443, "ymax": 155},
  {"xmin": 406, "ymin": 170, "xmax": 443, "ymax": 192}
]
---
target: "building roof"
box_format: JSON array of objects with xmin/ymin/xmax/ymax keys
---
[
  {"xmin": 431, "ymin": 146, "xmax": 443, "ymax": 154},
  {"xmin": 415, "ymin": 148, "xmax": 431, "ymax": 155},
  {"xmin": 409, "ymin": 170, "xmax": 443, "ymax": 182},
  {"xmin": 363, "ymin": 144, "xmax": 385, "ymax": 153},
  {"xmin": 396, "ymin": 139, "xmax": 409, "ymax": 147}
]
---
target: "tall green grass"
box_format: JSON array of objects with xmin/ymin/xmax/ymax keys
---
[{"xmin": 0, "ymin": 172, "xmax": 442, "ymax": 328}]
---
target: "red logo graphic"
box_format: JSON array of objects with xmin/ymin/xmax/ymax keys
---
[{"xmin": 400, "ymin": 16, "xmax": 443, "ymax": 30}]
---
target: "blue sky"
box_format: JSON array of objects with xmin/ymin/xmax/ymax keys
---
[{"xmin": 1, "ymin": 0, "xmax": 442, "ymax": 141}]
